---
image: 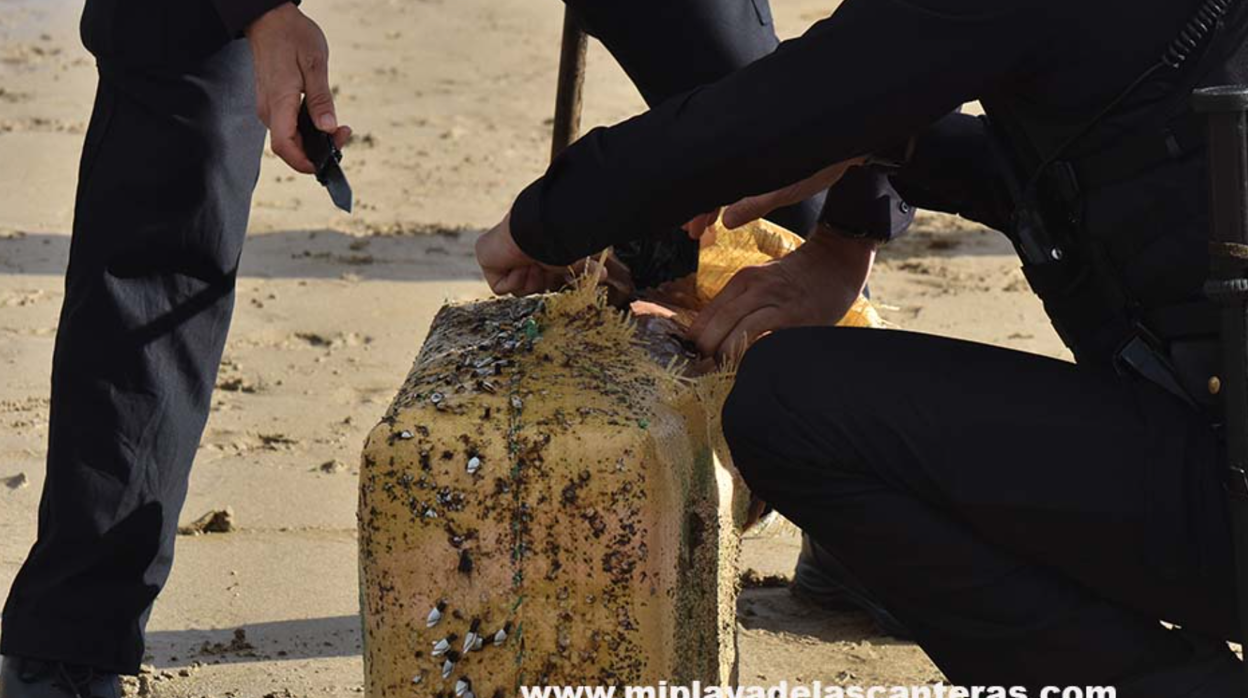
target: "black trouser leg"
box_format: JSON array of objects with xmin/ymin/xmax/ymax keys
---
[
  {"xmin": 0, "ymin": 41, "xmax": 264, "ymax": 674},
  {"xmin": 724, "ymin": 327, "xmax": 1243, "ymax": 695},
  {"xmin": 565, "ymin": 0, "xmax": 823, "ymax": 234}
]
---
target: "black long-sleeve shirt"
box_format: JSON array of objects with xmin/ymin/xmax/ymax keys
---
[
  {"xmin": 569, "ymin": 0, "xmax": 915, "ymax": 274},
  {"xmin": 80, "ymin": 0, "xmax": 296, "ymax": 68},
  {"xmin": 510, "ymin": 0, "xmax": 1209, "ymax": 266}
]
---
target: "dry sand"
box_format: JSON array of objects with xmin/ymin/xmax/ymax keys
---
[{"xmin": 0, "ymin": 0, "xmax": 1066, "ymax": 695}]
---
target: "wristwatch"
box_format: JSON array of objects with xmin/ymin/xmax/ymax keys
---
[{"xmin": 817, "ymin": 137, "xmax": 917, "ymax": 245}]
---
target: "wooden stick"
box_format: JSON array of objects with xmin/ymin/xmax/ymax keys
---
[{"xmin": 551, "ymin": 8, "xmax": 588, "ymax": 162}]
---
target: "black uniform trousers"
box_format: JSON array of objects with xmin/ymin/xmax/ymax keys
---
[
  {"xmin": 0, "ymin": 40, "xmax": 265, "ymax": 673},
  {"xmin": 725, "ymin": 327, "xmax": 1244, "ymax": 696}
]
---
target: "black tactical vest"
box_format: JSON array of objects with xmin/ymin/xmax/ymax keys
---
[{"xmin": 981, "ymin": 0, "xmax": 1248, "ymax": 405}]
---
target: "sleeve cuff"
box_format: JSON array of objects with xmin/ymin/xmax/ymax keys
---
[
  {"xmin": 213, "ymin": 0, "xmax": 298, "ymax": 37},
  {"xmin": 817, "ymin": 166, "xmax": 914, "ymax": 244},
  {"xmin": 510, "ymin": 177, "xmax": 579, "ymax": 266},
  {"xmin": 888, "ymin": 113, "xmax": 1014, "ymax": 232}
]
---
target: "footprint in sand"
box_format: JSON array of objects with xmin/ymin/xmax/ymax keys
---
[
  {"xmin": 0, "ymin": 288, "xmax": 53, "ymax": 307},
  {"xmin": 293, "ymin": 331, "xmax": 374, "ymax": 349},
  {"xmin": 200, "ymin": 429, "xmax": 302, "ymax": 455}
]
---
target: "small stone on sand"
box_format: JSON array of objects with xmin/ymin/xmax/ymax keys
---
[
  {"xmin": 319, "ymin": 459, "xmax": 346, "ymax": 474},
  {"xmin": 740, "ymin": 568, "xmax": 790, "ymax": 589},
  {"xmin": 178, "ymin": 507, "xmax": 235, "ymax": 535}
]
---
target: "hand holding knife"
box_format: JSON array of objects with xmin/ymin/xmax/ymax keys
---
[
  {"xmin": 297, "ymin": 97, "xmax": 354, "ymax": 213},
  {"xmin": 245, "ymin": 4, "xmax": 352, "ymax": 211}
]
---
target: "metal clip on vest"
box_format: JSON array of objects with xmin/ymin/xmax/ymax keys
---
[{"xmin": 1193, "ymin": 83, "xmax": 1248, "ymax": 691}]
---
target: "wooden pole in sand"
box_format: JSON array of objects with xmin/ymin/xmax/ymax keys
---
[{"xmin": 551, "ymin": 8, "xmax": 587, "ymax": 161}]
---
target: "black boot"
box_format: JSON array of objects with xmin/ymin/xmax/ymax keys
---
[
  {"xmin": 0, "ymin": 657, "xmax": 120, "ymax": 698},
  {"xmin": 792, "ymin": 534, "xmax": 912, "ymax": 640}
]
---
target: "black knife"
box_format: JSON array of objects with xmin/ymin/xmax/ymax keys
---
[{"xmin": 296, "ymin": 98, "xmax": 353, "ymax": 213}]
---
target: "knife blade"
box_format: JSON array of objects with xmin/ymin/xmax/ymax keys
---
[{"xmin": 296, "ymin": 98, "xmax": 353, "ymax": 213}]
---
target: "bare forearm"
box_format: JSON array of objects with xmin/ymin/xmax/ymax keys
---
[{"xmin": 802, "ymin": 224, "xmax": 876, "ymax": 299}]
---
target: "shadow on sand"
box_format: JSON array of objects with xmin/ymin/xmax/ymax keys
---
[
  {"xmin": 141, "ymin": 587, "xmax": 912, "ymax": 668},
  {"xmin": 0, "ymin": 227, "xmax": 486, "ymax": 283},
  {"xmin": 145, "ymin": 615, "xmax": 361, "ymax": 667},
  {"xmin": 738, "ymin": 587, "xmax": 912, "ymax": 648}
]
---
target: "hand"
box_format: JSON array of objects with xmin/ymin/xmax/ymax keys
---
[
  {"xmin": 683, "ymin": 208, "xmax": 722, "ymax": 242},
  {"xmin": 689, "ymin": 226, "xmax": 875, "ymax": 360},
  {"xmin": 246, "ymin": 2, "xmax": 352, "ymax": 173},
  {"xmin": 721, "ymin": 158, "xmax": 865, "ymax": 230},
  {"xmin": 475, "ymin": 215, "xmax": 568, "ymax": 296}
]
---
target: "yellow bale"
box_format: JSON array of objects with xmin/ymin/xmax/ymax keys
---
[{"xmin": 359, "ymin": 220, "xmax": 882, "ymax": 695}]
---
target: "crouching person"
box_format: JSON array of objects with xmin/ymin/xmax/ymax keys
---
[{"xmin": 475, "ymin": 0, "xmax": 1248, "ymax": 692}]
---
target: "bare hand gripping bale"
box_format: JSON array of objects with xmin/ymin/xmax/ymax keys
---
[{"xmin": 358, "ymin": 221, "xmax": 883, "ymax": 695}]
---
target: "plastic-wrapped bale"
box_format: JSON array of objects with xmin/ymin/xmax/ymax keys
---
[
  {"xmin": 358, "ymin": 218, "xmax": 885, "ymax": 696},
  {"xmin": 359, "ymin": 285, "xmax": 751, "ymax": 695}
]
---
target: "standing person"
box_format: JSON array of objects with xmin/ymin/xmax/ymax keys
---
[
  {"xmin": 561, "ymin": 0, "xmax": 912, "ymax": 635},
  {"xmin": 476, "ymin": 0, "xmax": 1248, "ymax": 693},
  {"xmin": 0, "ymin": 1, "xmax": 349, "ymax": 696}
]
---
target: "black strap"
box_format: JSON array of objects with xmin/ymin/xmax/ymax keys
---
[
  {"xmin": 1072, "ymin": 112, "xmax": 1207, "ymax": 189},
  {"xmin": 1116, "ymin": 334, "xmax": 1198, "ymax": 406}
]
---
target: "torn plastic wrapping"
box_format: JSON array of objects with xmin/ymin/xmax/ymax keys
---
[{"xmin": 622, "ymin": 217, "xmax": 884, "ymax": 373}]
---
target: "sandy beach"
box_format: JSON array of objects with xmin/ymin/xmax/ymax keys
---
[{"xmin": 0, "ymin": 0, "xmax": 1067, "ymax": 694}]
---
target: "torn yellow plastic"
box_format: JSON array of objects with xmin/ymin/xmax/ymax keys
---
[{"xmin": 647, "ymin": 217, "xmax": 882, "ymax": 329}]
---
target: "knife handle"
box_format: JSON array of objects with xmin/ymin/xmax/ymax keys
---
[{"xmin": 297, "ymin": 98, "xmax": 341, "ymax": 183}]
